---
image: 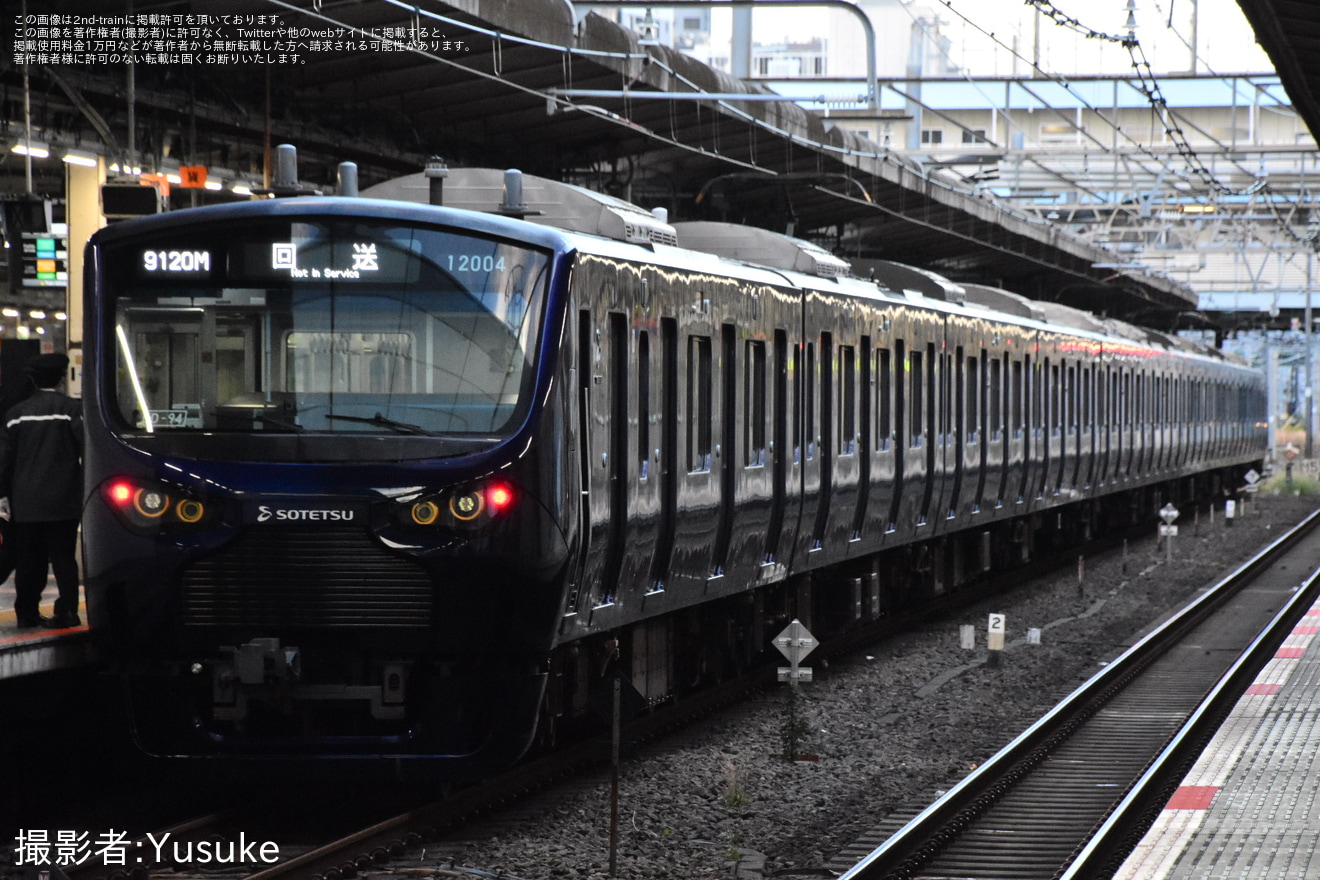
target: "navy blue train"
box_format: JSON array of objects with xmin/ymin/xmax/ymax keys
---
[{"xmin": 81, "ymin": 165, "xmax": 1266, "ymax": 774}]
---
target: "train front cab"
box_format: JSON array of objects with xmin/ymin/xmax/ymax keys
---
[{"xmin": 80, "ymin": 199, "xmax": 581, "ymax": 773}]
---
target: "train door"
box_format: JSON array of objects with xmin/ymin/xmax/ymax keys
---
[
  {"xmin": 1096, "ymin": 363, "xmax": 1110, "ymax": 486},
  {"xmin": 1005, "ymin": 342, "xmax": 1029, "ymax": 506},
  {"xmin": 562, "ymin": 264, "xmax": 661, "ymax": 628},
  {"xmin": 977, "ymin": 345, "xmax": 1005, "ymax": 513},
  {"xmin": 1053, "ymin": 358, "xmax": 1067, "ymax": 495},
  {"xmin": 565, "ymin": 295, "xmax": 628, "ymax": 622},
  {"xmin": 629, "ymin": 308, "xmax": 663, "ymax": 605},
  {"xmin": 708, "ymin": 276, "xmax": 793, "ymax": 597},
  {"xmin": 887, "ymin": 307, "xmax": 944, "ymax": 538},
  {"xmin": 790, "ymin": 330, "xmax": 821, "ymax": 566},
  {"xmin": 863, "ymin": 304, "xmax": 901, "ymax": 544},
  {"xmin": 945, "ymin": 313, "xmax": 981, "ymax": 524},
  {"xmin": 1077, "ymin": 361, "xmax": 1093, "ymax": 489},
  {"xmin": 1119, "ymin": 368, "xmax": 1133, "ymax": 479},
  {"xmin": 762, "ymin": 321, "xmax": 801, "ymax": 574},
  {"xmin": 803, "ymin": 288, "xmax": 872, "ymax": 569}
]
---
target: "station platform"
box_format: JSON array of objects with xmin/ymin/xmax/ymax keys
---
[
  {"xmin": 1118, "ymin": 598, "xmax": 1320, "ymax": 879},
  {"xmin": 0, "ymin": 574, "xmax": 95, "ymax": 680}
]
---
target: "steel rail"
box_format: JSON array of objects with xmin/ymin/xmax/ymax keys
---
[
  {"xmin": 838, "ymin": 506, "xmax": 1320, "ymax": 880},
  {"xmin": 1061, "ymin": 529, "xmax": 1320, "ymax": 878}
]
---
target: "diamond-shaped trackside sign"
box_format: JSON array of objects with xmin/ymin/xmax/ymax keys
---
[{"xmin": 774, "ymin": 619, "xmax": 818, "ymax": 666}]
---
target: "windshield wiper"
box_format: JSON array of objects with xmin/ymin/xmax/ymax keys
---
[
  {"xmin": 255, "ymin": 413, "xmax": 306, "ymax": 432},
  {"xmin": 324, "ymin": 412, "xmax": 434, "ymax": 435}
]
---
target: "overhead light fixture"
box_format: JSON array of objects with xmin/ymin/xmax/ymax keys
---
[
  {"xmin": 232, "ymin": 183, "xmax": 253, "ymax": 196},
  {"xmin": 63, "ymin": 150, "xmax": 98, "ymax": 167},
  {"xmin": 204, "ymin": 180, "xmax": 223, "ymax": 191},
  {"xmin": 1181, "ymin": 204, "xmax": 1217, "ymax": 214},
  {"xmin": 11, "ymin": 141, "xmax": 50, "ymax": 159},
  {"xmin": 29, "ymin": 310, "xmax": 46, "ymax": 320},
  {"xmin": 2, "ymin": 309, "xmax": 20, "ymax": 318},
  {"xmin": 55, "ymin": 312, "xmax": 68, "ymax": 321}
]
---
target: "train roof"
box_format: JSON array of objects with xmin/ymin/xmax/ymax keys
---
[
  {"xmin": 670, "ymin": 221, "xmax": 852, "ymax": 279},
  {"xmin": 97, "ymin": 166, "xmax": 1246, "ymax": 371},
  {"xmin": 362, "ymin": 168, "xmax": 680, "ymax": 247}
]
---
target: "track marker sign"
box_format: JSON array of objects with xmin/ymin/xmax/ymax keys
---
[{"xmin": 775, "ymin": 619, "xmax": 817, "ymax": 683}]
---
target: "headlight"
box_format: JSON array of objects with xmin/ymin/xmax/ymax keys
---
[
  {"xmin": 102, "ymin": 477, "xmax": 218, "ymax": 533},
  {"xmin": 402, "ymin": 479, "xmax": 516, "ymax": 531}
]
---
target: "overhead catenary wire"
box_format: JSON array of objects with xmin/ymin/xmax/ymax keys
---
[{"xmin": 941, "ymin": 0, "xmax": 1317, "ymax": 245}]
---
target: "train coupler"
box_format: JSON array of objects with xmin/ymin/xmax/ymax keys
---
[{"xmin": 211, "ymin": 638, "xmax": 408, "ymax": 722}]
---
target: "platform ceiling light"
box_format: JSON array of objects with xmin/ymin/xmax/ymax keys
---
[
  {"xmin": 1182, "ymin": 204, "xmax": 1217, "ymax": 214},
  {"xmin": 55, "ymin": 311, "xmax": 68, "ymax": 321},
  {"xmin": 62, "ymin": 150, "xmax": 98, "ymax": 167},
  {"xmin": 204, "ymin": 180, "xmax": 223, "ymax": 191},
  {"xmin": 11, "ymin": 141, "xmax": 49, "ymax": 159},
  {"xmin": 232, "ymin": 183, "xmax": 253, "ymax": 196},
  {"xmin": 29, "ymin": 310, "xmax": 46, "ymax": 319},
  {"xmin": 1, "ymin": 309, "xmax": 19, "ymax": 318},
  {"xmin": 108, "ymin": 163, "xmax": 142, "ymax": 175}
]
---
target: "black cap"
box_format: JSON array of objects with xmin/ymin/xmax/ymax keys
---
[{"xmin": 24, "ymin": 352, "xmax": 69, "ymax": 389}]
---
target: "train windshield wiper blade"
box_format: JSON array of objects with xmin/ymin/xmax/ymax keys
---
[
  {"xmin": 324, "ymin": 412, "xmax": 434, "ymax": 435},
  {"xmin": 255, "ymin": 413, "xmax": 306, "ymax": 432}
]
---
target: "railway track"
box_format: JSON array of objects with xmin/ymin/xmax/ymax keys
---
[
  {"xmin": 834, "ymin": 507, "xmax": 1320, "ymax": 880},
  {"xmin": 52, "ymin": 509, "xmax": 1288, "ymax": 880}
]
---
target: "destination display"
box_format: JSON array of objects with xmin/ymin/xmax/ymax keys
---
[{"xmin": 127, "ymin": 221, "xmax": 532, "ymax": 292}]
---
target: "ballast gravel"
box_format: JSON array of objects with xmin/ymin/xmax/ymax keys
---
[{"xmin": 394, "ymin": 493, "xmax": 1316, "ymax": 880}]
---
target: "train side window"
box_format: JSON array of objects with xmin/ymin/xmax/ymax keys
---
[
  {"xmin": 638, "ymin": 331, "xmax": 651, "ymax": 477},
  {"xmin": 1011, "ymin": 359, "xmax": 1023, "ymax": 438},
  {"xmin": 1111, "ymin": 369, "xmax": 1120, "ymax": 460},
  {"xmin": 1124, "ymin": 372, "xmax": 1133, "ymax": 427},
  {"xmin": 940, "ymin": 346, "xmax": 951, "ymax": 443},
  {"xmin": 989, "ymin": 356, "xmax": 1002, "ymax": 440},
  {"xmin": 1051, "ymin": 362, "xmax": 1061, "ymax": 435},
  {"xmin": 1063, "ymin": 362, "xmax": 1070, "ymax": 434},
  {"xmin": 1079, "ymin": 365, "xmax": 1089, "ymax": 435},
  {"xmin": 877, "ymin": 347, "xmax": 892, "ymax": 450},
  {"xmin": 859, "ymin": 336, "xmax": 872, "ymax": 455},
  {"xmin": 911, "ymin": 348, "xmax": 924, "ymax": 447},
  {"xmin": 792, "ymin": 343, "xmax": 801, "ymax": 459},
  {"xmin": 967, "ymin": 351, "xmax": 979, "ymax": 440},
  {"xmin": 819, "ymin": 333, "xmax": 833, "ymax": 461},
  {"xmin": 687, "ymin": 335, "xmax": 712, "ymax": 472},
  {"xmin": 1034, "ymin": 357, "xmax": 1046, "ymax": 436},
  {"xmin": 745, "ymin": 339, "xmax": 767, "ymax": 466},
  {"xmin": 773, "ymin": 330, "xmax": 788, "ymax": 450},
  {"xmin": 840, "ymin": 344, "xmax": 856, "ymax": 455},
  {"xmin": 1097, "ymin": 365, "xmax": 1106, "ymax": 426},
  {"xmin": 805, "ymin": 342, "xmax": 816, "ymax": 460}
]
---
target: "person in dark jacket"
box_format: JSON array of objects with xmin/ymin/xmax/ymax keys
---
[{"xmin": 0, "ymin": 352, "xmax": 83, "ymax": 628}]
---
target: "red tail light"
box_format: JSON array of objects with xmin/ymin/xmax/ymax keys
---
[
  {"xmin": 109, "ymin": 481, "xmax": 134, "ymax": 505},
  {"xmin": 487, "ymin": 483, "xmax": 514, "ymax": 513}
]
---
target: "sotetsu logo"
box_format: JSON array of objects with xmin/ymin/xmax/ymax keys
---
[{"xmin": 256, "ymin": 505, "xmax": 356, "ymax": 523}]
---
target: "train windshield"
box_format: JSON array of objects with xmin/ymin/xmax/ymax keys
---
[{"xmin": 100, "ymin": 218, "xmax": 551, "ymax": 439}]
